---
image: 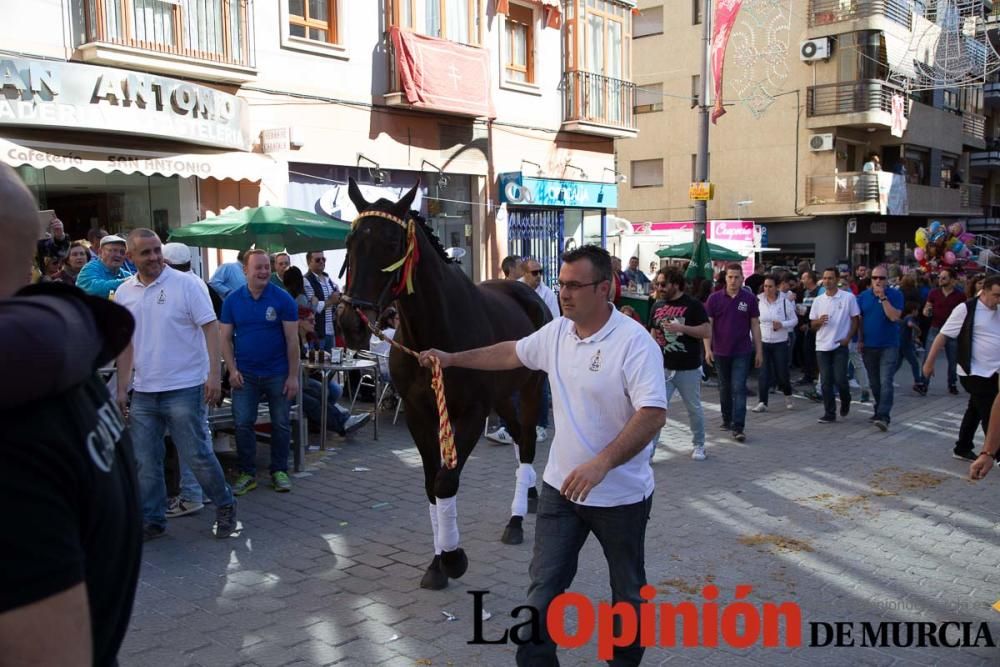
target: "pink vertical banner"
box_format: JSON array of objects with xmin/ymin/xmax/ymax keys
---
[
  {"xmin": 710, "ymin": 0, "xmax": 744, "ymax": 124},
  {"xmin": 708, "ymin": 220, "xmax": 755, "ymax": 276}
]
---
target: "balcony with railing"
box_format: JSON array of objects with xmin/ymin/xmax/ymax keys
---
[
  {"xmin": 805, "ymin": 172, "xmax": 881, "ymax": 215},
  {"xmin": 808, "ymin": 0, "xmax": 911, "ymax": 34},
  {"xmin": 79, "ymin": 0, "xmax": 256, "ymax": 83},
  {"xmin": 962, "ymin": 111, "xmax": 987, "ymax": 148},
  {"xmin": 970, "ymin": 149, "xmax": 1000, "ymax": 169},
  {"xmin": 806, "ymin": 80, "xmax": 906, "ymax": 129},
  {"xmin": 561, "ymin": 70, "xmax": 638, "ymax": 138},
  {"xmin": 907, "ymin": 183, "xmax": 984, "ymax": 216}
]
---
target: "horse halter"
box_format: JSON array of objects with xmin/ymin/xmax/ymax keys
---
[{"xmin": 341, "ymin": 208, "xmax": 420, "ymax": 314}]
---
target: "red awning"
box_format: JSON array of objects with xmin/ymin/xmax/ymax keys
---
[
  {"xmin": 495, "ymin": 0, "xmax": 562, "ymax": 28},
  {"xmin": 389, "ymin": 27, "xmax": 496, "ymax": 119}
]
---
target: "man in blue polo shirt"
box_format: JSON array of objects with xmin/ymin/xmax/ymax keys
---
[
  {"xmin": 858, "ymin": 265, "xmax": 903, "ymax": 431},
  {"xmin": 221, "ymin": 250, "xmax": 299, "ymax": 495}
]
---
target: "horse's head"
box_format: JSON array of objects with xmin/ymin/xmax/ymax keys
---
[{"xmin": 337, "ymin": 177, "xmax": 418, "ymax": 349}]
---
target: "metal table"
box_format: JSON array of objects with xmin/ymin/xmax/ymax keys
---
[{"xmin": 303, "ymin": 358, "xmax": 379, "ymax": 447}]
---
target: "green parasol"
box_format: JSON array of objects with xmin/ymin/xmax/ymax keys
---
[
  {"xmin": 684, "ymin": 234, "xmax": 716, "ymax": 281},
  {"xmin": 168, "ymin": 206, "xmax": 351, "ymax": 254},
  {"xmin": 655, "ymin": 240, "xmax": 747, "ymax": 262}
]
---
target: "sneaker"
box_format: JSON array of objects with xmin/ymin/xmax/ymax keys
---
[
  {"xmin": 344, "ymin": 413, "xmax": 371, "ymax": 435},
  {"xmin": 873, "ymin": 419, "xmax": 888, "ymax": 432},
  {"xmin": 803, "ymin": 390, "xmax": 822, "ymax": 403},
  {"xmin": 732, "ymin": 431, "xmax": 746, "ymax": 442},
  {"xmin": 232, "ymin": 473, "xmax": 257, "ymax": 496},
  {"xmin": 215, "ymin": 502, "xmax": 238, "ymax": 538},
  {"xmin": 536, "ymin": 426, "xmax": 548, "ymax": 442},
  {"xmin": 794, "ymin": 377, "xmax": 813, "ymax": 386},
  {"xmin": 867, "ymin": 414, "xmax": 877, "ymax": 422},
  {"xmin": 142, "ymin": 524, "xmax": 166, "ymax": 542},
  {"xmin": 166, "ymin": 496, "xmax": 204, "ymax": 518},
  {"xmin": 751, "ymin": 402, "xmax": 768, "ymax": 413},
  {"xmin": 785, "ymin": 396, "xmax": 794, "ymax": 410},
  {"xmin": 486, "ymin": 426, "xmax": 514, "ymax": 445},
  {"xmin": 271, "ymin": 471, "xmax": 292, "ymax": 493},
  {"xmin": 719, "ymin": 422, "xmax": 732, "ymax": 431},
  {"xmin": 952, "ymin": 448, "xmax": 977, "ymax": 462},
  {"xmin": 859, "ymin": 391, "xmax": 871, "ymax": 404},
  {"xmin": 913, "ymin": 383, "xmax": 928, "ymax": 396},
  {"xmin": 949, "ymin": 385, "xmax": 959, "ymax": 395},
  {"xmin": 817, "ymin": 415, "xmax": 836, "ymax": 424},
  {"xmin": 840, "ymin": 401, "xmax": 850, "ymax": 418},
  {"xmin": 692, "ymin": 446, "xmax": 706, "ymax": 461}
]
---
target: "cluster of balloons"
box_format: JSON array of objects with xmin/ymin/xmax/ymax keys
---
[{"xmin": 913, "ymin": 220, "xmax": 974, "ymax": 271}]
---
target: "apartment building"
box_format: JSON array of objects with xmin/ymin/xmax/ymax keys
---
[
  {"xmin": 617, "ymin": 0, "xmax": 992, "ymax": 270},
  {"xmin": 0, "ymin": 0, "xmax": 636, "ymax": 281}
]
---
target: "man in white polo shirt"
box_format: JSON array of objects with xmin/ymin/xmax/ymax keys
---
[
  {"xmin": 419, "ymin": 245, "xmax": 666, "ymax": 666},
  {"xmin": 810, "ymin": 266, "xmax": 861, "ymax": 424},
  {"xmin": 115, "ymin": 228, "xmax": 237, "ymax": 542}
]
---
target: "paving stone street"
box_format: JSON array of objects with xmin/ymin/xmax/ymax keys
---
[{"xmin": 122, "ymin": 357, "xmax": 1000, "ymax": 666}]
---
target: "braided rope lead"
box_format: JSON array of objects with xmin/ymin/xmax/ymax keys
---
[{"xmin": 356, "ymin": 309, "xmax": 457, "ymax": 469}]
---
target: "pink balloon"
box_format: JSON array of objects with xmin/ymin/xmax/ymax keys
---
[
  {"xmin": 960, "ymin": 233, "xmax": 975, "ymax": 243},
  {"xmin": 914, "ymin": 247, "xmax": 925, "ymax": 261},
  {"xmin": 944, "ymin": 251, "xmax": 957, "ymax": 265}
]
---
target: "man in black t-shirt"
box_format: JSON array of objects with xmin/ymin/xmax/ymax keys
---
[
  {"xmin": 0, "ymin": 164, "xmax": 141, "ymax": 667},
  {"xmin": 649, "ymin": 268, "xmax": 711, "ymax": 460}
]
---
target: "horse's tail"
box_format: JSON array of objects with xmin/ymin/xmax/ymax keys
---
[{"xmin": 481, "ymin": 280, "xmax": 553, "ymax": 332}]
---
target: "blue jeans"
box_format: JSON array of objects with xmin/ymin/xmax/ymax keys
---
[
  {"xmin": 759, "ymin": 342, "xmax": 792, "ymax": 405},
  {"xmin": 862, "ymin": 346, "xmax": 899, "ymax": 423},
  {"xmin": 179, "ymin": 464, "xmax": 203, "ymax": 503},
  {"xmin": 538, "ymin": 379, "xmax": 551, "ymax": 429},
  {"xmin": 302, "ymin": 377, "xmax": 349, "ymax": 434},
  {"xmin": 232, "ymin": 373, "xmax": 291, "ymax": 476},
  {"xmin": 516, "ymin": 484, "xmax": 652, "ymax": 667},
  {"xmin": 665, "ymin": 368, "xmax": 704, "ymax": 448},
  {"xmin": 817, "ymin": 346, "xmax": 850, "ymax": 419},
  {"xmin": 130, "ymin": 385, "xmax": 234, "ymax": 529},
  {"xmin": 924, "ymin": 327, "xmax": 958, "ymax": 388},
  {"xmin": 894, "ymin": 339, "xmax": 925, "ymax": 384},
  {"xmin": 715, "ymin": 353, "xmax": 752, "ymax": 431}
]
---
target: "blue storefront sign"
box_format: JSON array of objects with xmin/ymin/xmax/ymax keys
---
[{"xmin": 499, "ymin": 172, "xmax": 618, "ymax": 209}]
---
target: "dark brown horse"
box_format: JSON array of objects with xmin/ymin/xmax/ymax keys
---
[{"xmin": 336, "ymin": 179, "xmax": 551, "ymax": 590}]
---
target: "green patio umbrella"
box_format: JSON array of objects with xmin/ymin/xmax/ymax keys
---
[
  {"xmin": 684, "ymin": 234, "xmax": 715, "ymax": 281},
  {"xmin": 168, "ymin": 206, "xmax": 351, "ymax": 254},
  {"xmin": 655, "ymin": 240, "xmax": 747, "ymax": 262}
]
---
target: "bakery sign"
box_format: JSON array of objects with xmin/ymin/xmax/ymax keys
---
[{"xmin": 0, "ymin": 57, "xmax": 251, "ymax": 151}]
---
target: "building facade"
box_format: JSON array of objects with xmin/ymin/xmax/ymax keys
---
[
  {"xmin": 1, "ymin": 0, "xmax": 636, "ymax": 282},
  {"xmin": 617, "ymin": 0, "xmax": 994, "ymax": 271}
]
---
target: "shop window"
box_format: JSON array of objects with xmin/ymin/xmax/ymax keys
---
[
  {"xmin": 634, "ymin": 83, "xmax": 662, "ymax": 113},
  {"xmin": 289, "ymin": 0, "xmax": 338, "ymax": 43},
  {"xmin": 631, "ymin": 159, "xmax": 663, "ymax": 188},
  {"xmin": 940, "ymin": 152, "xmax": 960, "ymax": 187},
  {"xmin": 902, "ymin": 146, "xmax": 930, "ymax": 185},
  {"xmin": 392, "ymin": 0, "xmax": 482, "ymax": 46},
  {"xmin": 634, "ymin": 6, "xmax": 663, "ymax": 38},
  {"xmin": 693, "ymin": 0, "xmax": 702, "ymax": 25},
  {"xmin": 505, "ymin": 3, "xmax": 534, "ymax": 83}
]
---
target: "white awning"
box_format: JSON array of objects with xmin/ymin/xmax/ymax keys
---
[
  {"xmin": 884, "ymin": 32, "xmax": 917, "ymax": 79},
  {"xmin": 0, "ymin": 136, "xmax": 279, "ymax": 181}
]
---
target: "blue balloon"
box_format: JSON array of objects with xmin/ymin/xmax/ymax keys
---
[{"xmin": 929, "ymin": 220, "xmax": 943, "ymax": 233}]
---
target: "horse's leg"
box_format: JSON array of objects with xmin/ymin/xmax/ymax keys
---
[
  {"xmin": 495, "ymin": 371, "xmax": 543, "ymax": 544},
  {"xmin": 405, "ymin": 397, "xmax": 450, "ymax": 590},
  {"xmin": 433, "ymin": 404, "xmax": 488, "ymax": 579},
  {"xmin": 518, "ymin": 371, "xmax": 545, "ymax": 515}
]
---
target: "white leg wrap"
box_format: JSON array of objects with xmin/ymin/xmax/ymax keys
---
[
  {"xmin": 510, "ymin": 463, "xmax": 537, "ymax": 517},
  {"xmin": 435, "ymin": 496, "xmax": 460, "ymax": 552},
  {"xmin": 428, "ymin": 503, "xmax": 442, "ymax": 555}
]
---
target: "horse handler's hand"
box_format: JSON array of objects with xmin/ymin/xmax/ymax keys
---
[
  {"xmin": 418, "ymin": 349, "xmax": 452, "ymax": 369},
  {"xmin": 561, "ymin": 458, "xmax": 611, "ymax": 503}
]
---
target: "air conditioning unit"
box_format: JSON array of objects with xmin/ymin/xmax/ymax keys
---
[
  {"xmin": 809, "ymin": 133, "xmax": 834, "ymax": 152},
  {"xmin": 800, "ymin": 37, "xmax": 831, "ymax": 62}
]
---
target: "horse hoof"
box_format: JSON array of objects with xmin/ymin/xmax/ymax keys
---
[
  {"xmin": 440, "ymin": 548, "xmax": 469, "ymax": 579},
  {"xmin": 527, "ymin": 486, "xmax": 539, "ymax": 514},
  {"xmin": 420, "ymin": 555, "xmax": 448, "ymax": 590},
  {"xmin": 501, "ymin": 525, "xmax": 524, "ymax": 545}
]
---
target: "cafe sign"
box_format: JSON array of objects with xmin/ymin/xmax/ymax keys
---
[{"xmin": 0, "ymin": 57, "xmax": 251, "ymax": 151}]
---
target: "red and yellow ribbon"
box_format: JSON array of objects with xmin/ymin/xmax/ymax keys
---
[{"xmin": 381, "ymin": 219, "xmax": 420, "ymax": 296}]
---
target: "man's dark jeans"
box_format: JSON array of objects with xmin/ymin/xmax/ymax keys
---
[
  {"xmin": 516, "ymin": 484, "xmax": 652, "ymax": 667},
  {"xmin": 955, "ymin": 373, "xmax": 999, "ymax": 454},
  {"xmin": 862, "ymin": 346, "xmax": 899, "ymax": 423},
  {"xmin": 817, "ymin": 346, "xmax": 851, "ymax": 420},
  {"xmin": 716, "ymin": 353, "xmax": 752, "ymax": 431}
]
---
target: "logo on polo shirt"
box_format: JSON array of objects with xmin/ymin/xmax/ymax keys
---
[
  {"xmin": 157, "ymin": 289, "xmax": 166, "ymax": 304},
  {"xmin": 738, "ymin": 301, "xmax": 748, "ymax": 312},
  {"xmin": 265, "ymin": 306, "xmax": 277, "ymax": 321},
  {"xmin": 589, "ymin": 350, "xmax": 602, "ymax": 372}
]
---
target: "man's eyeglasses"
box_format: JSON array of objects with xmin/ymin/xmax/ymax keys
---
[
  {"xmin": 558, "ymin": 280, "xmax": 602, "ymax": 292},
  {"xmin": 871, "ymin": 276, "xmax": 887, "ymax": 280},
  {"xmin": 654, "ymin": 282, "xmax": 668, "ymax": 288},
  {"xmin": 528, "ymin": 269, "xmax": 542, "ymax": 276}
]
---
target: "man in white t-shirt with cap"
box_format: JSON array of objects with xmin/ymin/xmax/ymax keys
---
[{"xmin": 419, "ymin": 245, "xmax": 666, "ymax": 666}]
